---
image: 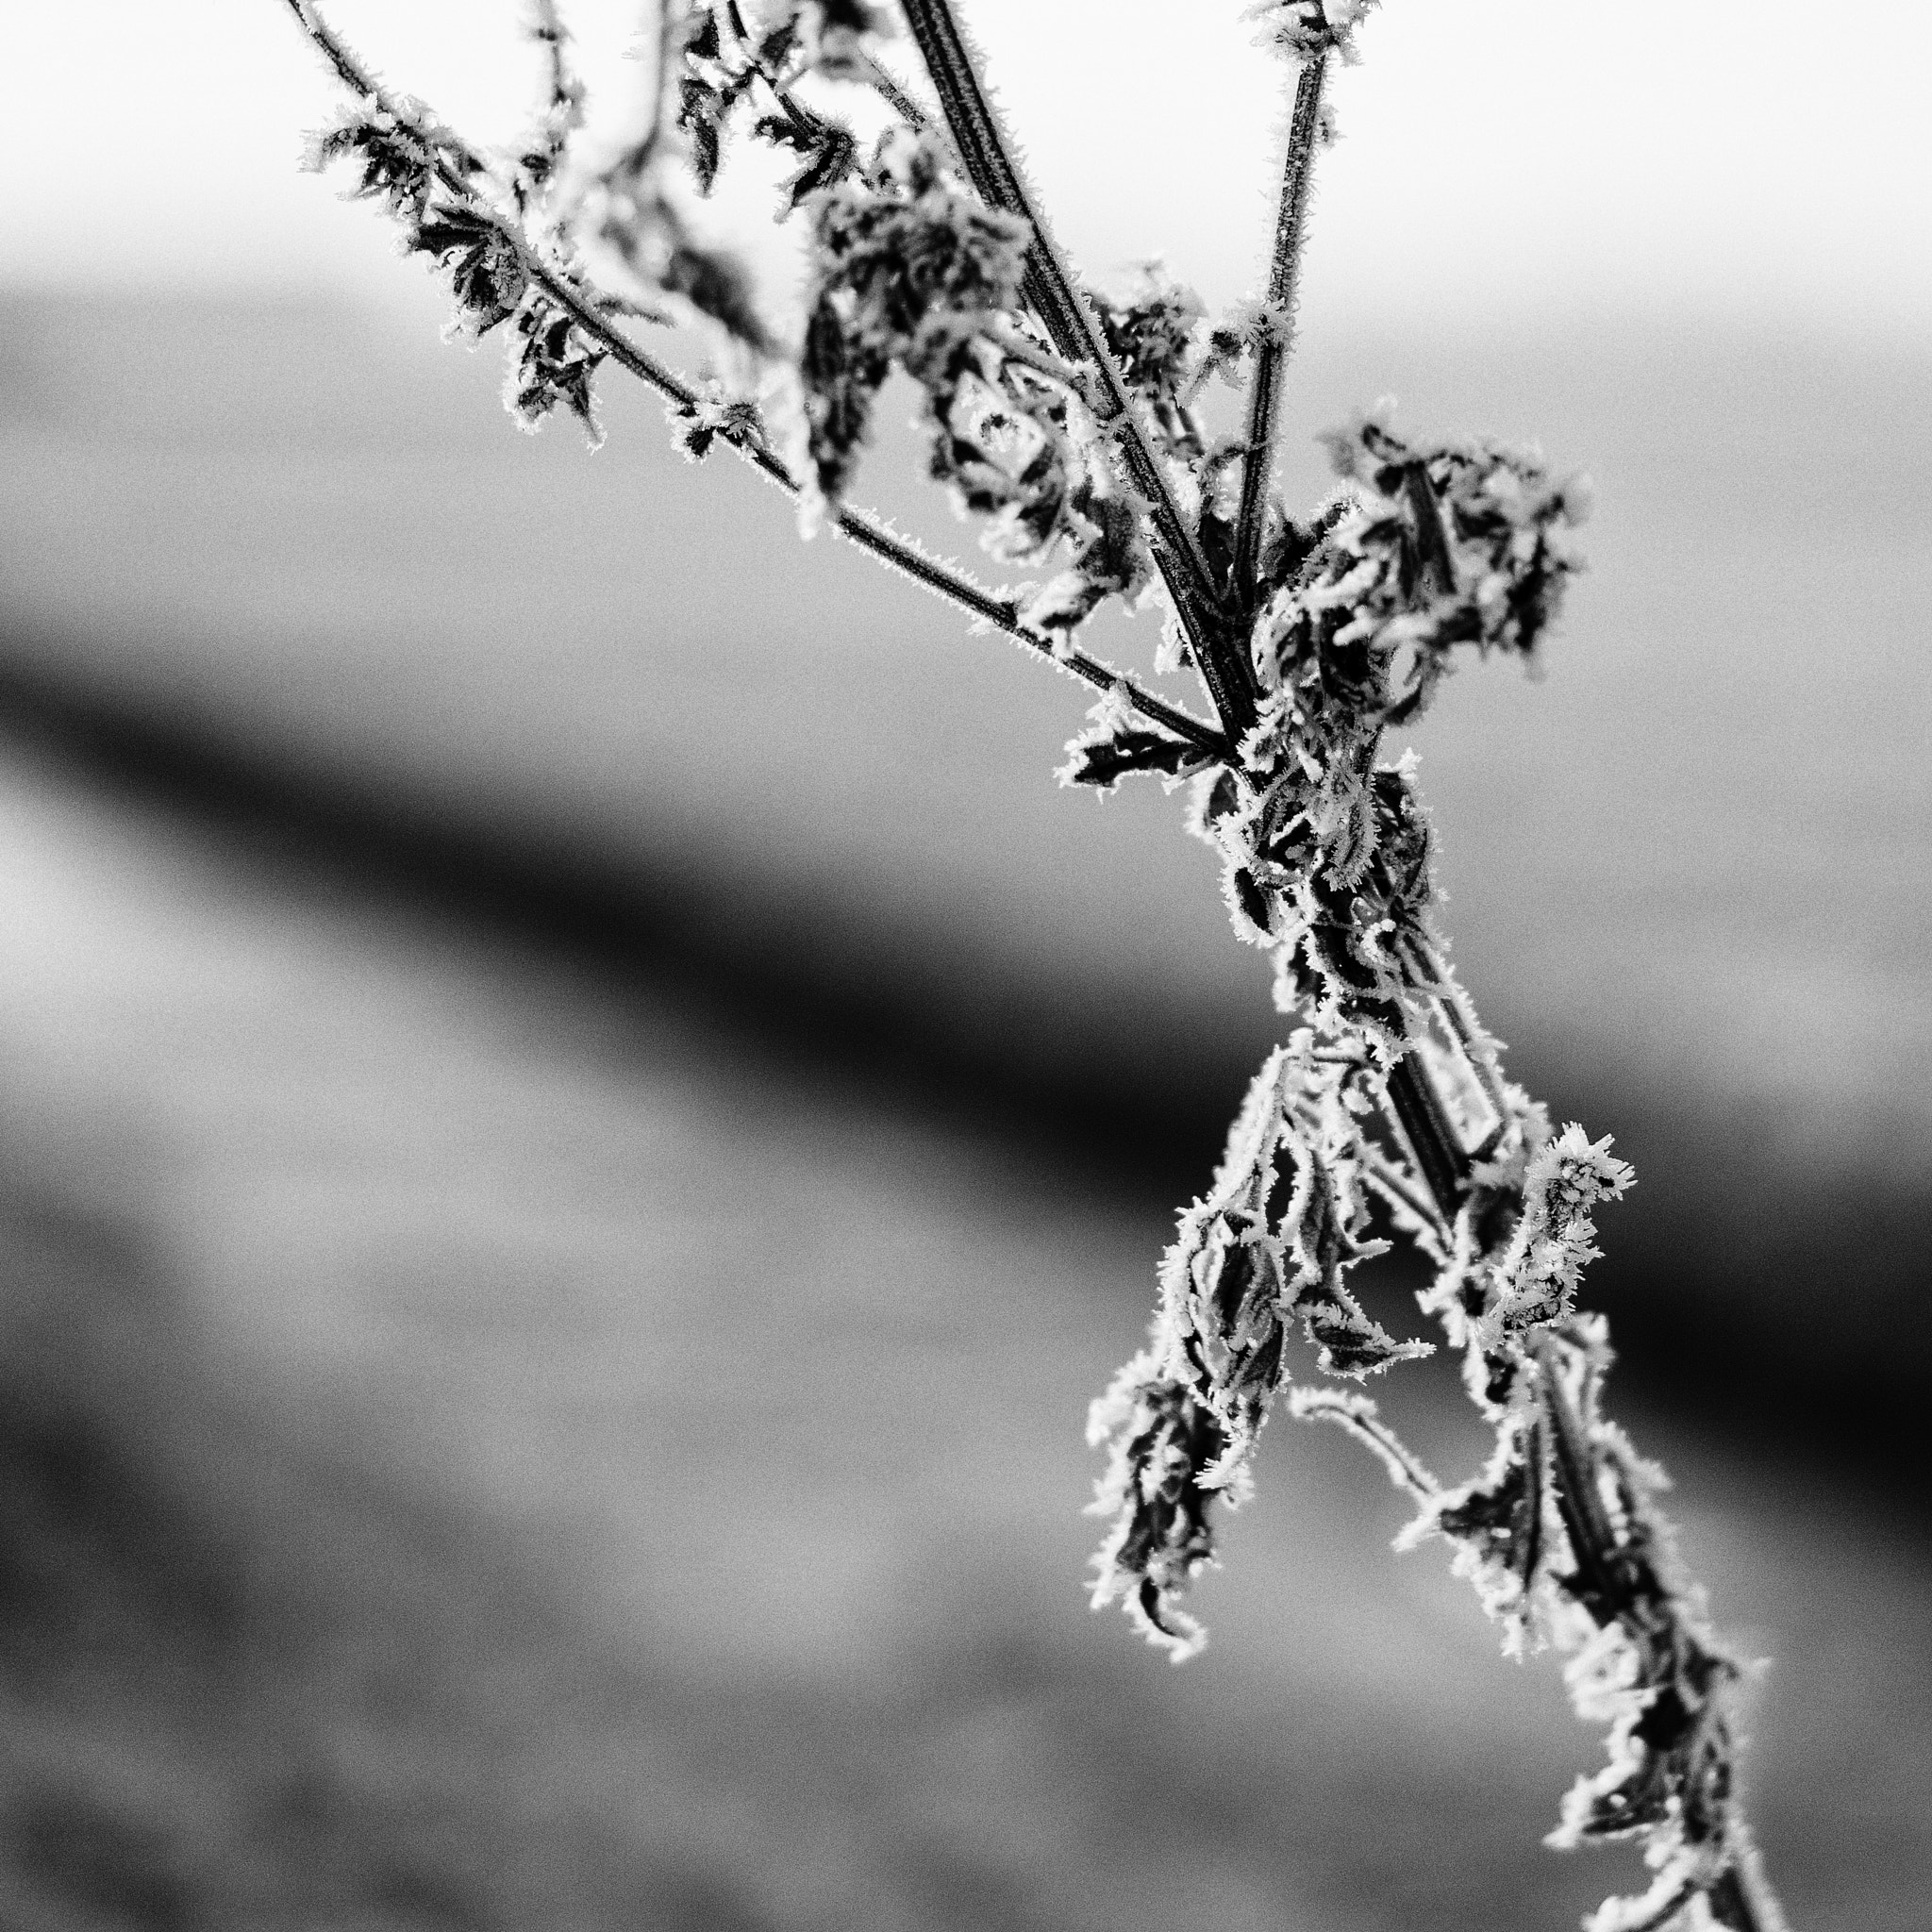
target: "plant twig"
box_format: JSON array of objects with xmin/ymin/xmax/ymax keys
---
[
  {"xmin": 281, "ymin": 0, "xmax": 1224, "ymax": 760},
  {"xmin": 1383, "ymin": 1052, "xmax": 1468, "ymax": 1224},
  {"xmin": 1289, "ymin": 1387, "xmax": 1440, "ymax": 1502},
  {"xmin": 1231, "ymin": 54, "xmax": 1327, "ymax": 605},
  {"xmin": 894, "ymin": 0, "xmax": 1256, "ymax": 739},
  {"xmin": 857, "ymin": 51, "xmax": 932, "ymax": 134}
]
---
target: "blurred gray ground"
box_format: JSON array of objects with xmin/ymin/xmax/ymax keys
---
[
  {"xmin": 0, "ymin": 738, "xmax": 1926, "ymax": 1931},
  {"xmin": 0, "ymin": 296, "xmax": 1928, "ymax": 1925},
  {"xmin": 2, "ymin": 294, "xmax": 1929, "ymax": 1420}
]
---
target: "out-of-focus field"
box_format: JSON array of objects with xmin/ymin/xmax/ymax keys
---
[
  {"xmin": 0, "ymin": 294, "xmax": 1928, "ymax": 1925},
  {"xmin": 0, "ymin": 741, "xmax": 1925, "ymax": 1930},
  {"xmin": 2, "ymin": 293, "xmax": 1929, "ymax": 1430}
]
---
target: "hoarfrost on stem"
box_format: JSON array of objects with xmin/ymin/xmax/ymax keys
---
[{"xmin": 280, "ymin": 3, "xmax": 1790, "ymax": 1924}]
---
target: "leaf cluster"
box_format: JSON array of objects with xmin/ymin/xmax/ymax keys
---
[{"xmin": 1087, "ymin": 1040, "xmax": 1430, "ymax": 1658}]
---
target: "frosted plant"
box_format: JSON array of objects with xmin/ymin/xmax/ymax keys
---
[{"xmin": 279, "ymin": 3, "xmax": 1790, "ymax": 1924}]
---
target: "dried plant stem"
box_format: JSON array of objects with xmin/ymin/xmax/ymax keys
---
[
  {"xmin": 896, "ymin": 0, "xmax": 1257, "ymax": 738},
  {"xmin": 1384, "ymin": 1052, "xmax": 1470, "ymax": 1218},
  {"xmin": 1290, "ymin": 1386, "xmax": 1441, "ymax": 1501},
  {"xmin": 1232, "ymin": 54, "xmax": 1327, "ymax": 602},
  {"xmin": 857, "ymin": 52, "xmax": 934, "ymax": 137},
  {"xmin": 1531, "ymin": 1337, "xmax": 1785, "ymax": 1932},
  {"xmin": 529, "ymin": 267, "xmax": 1225, "ymax": 750},
  {"xmin": 281, "ymin": 0, "xmax": 1224, "ymax": 758},
  {"xmin": 280, "ymin": 6, "xmax": 1794, "ymax": 1920}
]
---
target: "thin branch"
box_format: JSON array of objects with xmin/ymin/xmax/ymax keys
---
[
  {"xmin": 1232, "ymin": 55, "xmax": 1327, "ymax": 605},
  {"xmin": 521, "ymin": 0, "xmax": 584, "ymax": 191},
  {"xmin": 894, "ymin": 0, "xmax": 1257, "ymax": 739},
  {"xmin": 827, "ymin": 512, "xmax": 1226, "ymax": 753},
  {"xmin": 1382, "ymin": 1054, "xmax": 1468, "ymax": 1225},
  {"xmin": 513, "ymin": 256, "xmax": 1224, "ymax": 750},
  {"xmin": 1289, "ymin": 1387, "xmax": 1440, "ymax": 1502},
  {"xmin": 1355, "ymin": 1140, "xmax": 1450, "ymax": 1246},
  {"xmin": 1532, "ymin": 1335, "xmax": 1634, "ymax": 1615},
  {"xmin": 857, "ymin": 51, "xmax": 933, "ymax": 134},
  {"xmin": 986, "ymin": 322, "xmax": 1098, "ymax": 404},
  {"xmin": 281, "ymin": 0, "xmax": 1227, "ymax": 761},
  {"xmin": 1407, "ymin": 940, "xmax": 1512, "ymax": 1121}
]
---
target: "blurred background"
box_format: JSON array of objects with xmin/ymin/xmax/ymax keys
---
[{"xmin": 0, "ymin": 2, "xmax": 1927, "ymax": 1926}]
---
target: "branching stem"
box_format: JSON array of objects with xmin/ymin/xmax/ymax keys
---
[
  {"xmin": 279, "ymin": 0, "xmax": 1225, "ymax": 760},
  {"xmin": 895, "ymin": 0, "xmax": 1257, "ymax": 739}
]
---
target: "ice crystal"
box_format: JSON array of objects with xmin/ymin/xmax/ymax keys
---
[
  {"xmin": 1480, "ymin": 1124, "xmax": 1636, "ymax": 1344},
  {"xmin": 1249, "ymin": 0, "xmax": 1380, "ymax": 65}
]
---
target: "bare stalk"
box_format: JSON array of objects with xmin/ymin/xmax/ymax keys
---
[
  {"xmin": 1231, "ymin": 54, "xmax": 1327, "ymax": 604},
  {"xmin": 1383, "ymin": 1052, "xmax": 1470, "ymax": 1223},
  {"xmin": 1289, "ymin": 1386, "xmax": 1441, "ymax": 1502}
]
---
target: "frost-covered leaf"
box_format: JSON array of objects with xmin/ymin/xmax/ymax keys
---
[
  {"xmin": 679, "ymin": 3, "xmax": 867, "ymax": 206},
  {"xmin": 513, "ymin": 0, "xmax": 585, "ymax": 201},
  {"xmin": 1084, "ymin": 1351, "xmax": 1224, "ymax": 1662},
  {"xmin": 662, "ymin": 238, "xmax": 774, "ymax": 351},
  {"xmin": 1058, "ymin": 683, "xmax": 1209, "ymax": 791},
  {"xmin": 1186, "ymin": 405, "xmax": 1587, "ymax": 1041},
  {"xmin": 408, "ymin": 204, "xmax": 528, "ymax": 337},
  {"xmin": 1399, "ymin": 1404, "xmax": 1550, "ymax": 1653},
  {"xmin": 677, "ymin": 8, "xmax": 758, "ymax": 193},
  {"xmin": 302, "ymin": 101, "xmax": 444, "ymax": 220},
  {"xmin": 1193, "ymin": 724, "xmax": 1440, "ymax": 1046},
  {"xmin": 671, "ymin": 381, "xmax": 764, "ymax": 461},
  {"xmin": 1278, "ymin": 1124, "xmax": 1426, "ymax": 1377},
  {"xmin": 1524, "ymin": 1329, "xmax": 1774, "ymax": 1931},
  {"xmin": 800, "ymin": 128, "xmax": 1030, "ymax": 503},
  {"xmin": 1059, "ymin": 724, "xmax": 1207, "ymax": 791},
  {"xmin": 1090, "ymin": 1039, "xmax": 1432, "ymax": 1659},
  {"xmin": 797, "ymin": 129, "xmax": 1152, "ymax": 634},
  {"xmin": 1287, "ymin": 402, "xmax": 1591, "ymax": 719},
  {"xmin": 757, "ymin": 109, "xmax": 859, "ymax": 208},
  {"xmin": 1479, "ymin": 1124, "xmax": 1634, "ymax": 1344},
  {"xmin": 503, "ymin": 294, "xmax": 606, "ymax": 444},
  {"xmin": 1094, "ymin": 265, "xmax": 1211, "ymax": 465}
]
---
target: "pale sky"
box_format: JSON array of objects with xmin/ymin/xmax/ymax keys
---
[{"xmin": 3, "ymin": 1, "xmax": 1927, "ymax": 341}]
